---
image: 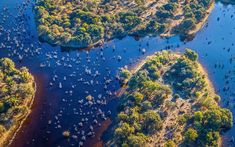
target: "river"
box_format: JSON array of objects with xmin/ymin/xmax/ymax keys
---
[{"xmin": 0, "ymin": 0, "xmax": 234, "ymax": 147}]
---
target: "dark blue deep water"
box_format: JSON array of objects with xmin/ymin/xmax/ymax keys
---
[{"xmin": 0, "ymin": 0, "xmax": 235, "ymax": 147}]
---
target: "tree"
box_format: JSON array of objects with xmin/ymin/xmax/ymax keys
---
[
  {"xmin": 184, "ymin": 128, "xmax": 198, "ymax": 144},
  {"xmin": 184, "ymin": 48, "xmax": 198, "ymax": 61},
  {"xmin": 214, "ymin": 95, "xmax": 221, "ymax": 102},
  {"xmin": 129, "ymin": 92, "xmax": 144, "ymax": 104},
  {"xmin": 204, "ymin": 131, "xmax": 220, "ymax": 146},
  {"xmin": 0, "ymin": 125, "xmax": 6, "ymax": 135},
  {"xmin": 118, "ymin": 112, "xmax": 128, "ymax": 122},
  {"xmin": 119, "ymin": 69, "xmax": 131, "ymax": 81},
  {"xmin": 176, "ymin": 18, "xmax": 196, "ymax": 33},
  {"xmin": 146, "ymin": 21, "xmax": 165, "ymax": 34},
  {"xmin": 195, "ymin": 9, "xmax": 205, "ymax": 22},
  {"xmin": 194, "ymin": 111, "xmax": 203, "ymax": 122},
  {"xmin": 60, "ymin": 32, "xmax": 72, "ymax": 43},
  {"xmin": 87, "ymin": 24, "xmax": 104, "ymax": 40},
  {"xmin": 203, "ymin": 108, "xmax": 233, "ymax": 131},
  {"xmin": 115, "ymin": 123, "xmax": 135, "ymax": 143},
  {"xmin": 38, "ymin": 25, "xmax": 49, "ymax": 36},
  {"xmin": 119, "ymin": 12, "xmax": 141, "ymax": 30},
  {"xmin": 0, "ymin": 102, "xmax": 5, "ymax": 113},
  {"xmin": 163, "ymin": 3, "xmax": 178, "ymax": 12},
  {"xmin": 173, "ymin": 94, "xmax": 180, "ymax": 99},
  {"xmin": 141, "ymin": 100, "xmax": 152, "ymax": 111},
  {"xmin": 142, "ymin": 110, "xmax": 162, "ymax": 134},
  {"xmin": 0, "ymin": 58, "xmax": 15, "ymax": 72},
  {"xmin": 20, "ymin": 67, "xmax": 34, "ymax": 83},
  {"xmin": 164, "ymin": 140, "xmax": 176, "ymax": 147},
  {"xmin": 127, "ymin": 133, "xmax": 147, "ymax": 146}
]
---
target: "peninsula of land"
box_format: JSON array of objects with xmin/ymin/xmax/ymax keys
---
[
  {"xmin": 0, "ymin": 58, "xmax": 35, "ymax": 147},
  {"xmin": 106, "ymin": 49, "xmax": 233, "ymax": 147}
]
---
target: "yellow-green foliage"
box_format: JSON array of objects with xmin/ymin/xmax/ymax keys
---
[
  {"xmin": 0, "ymin": 58, "xmax": 35, "ymax": 135},
  {"xmin": 111, "ymin": 49, "xmax": 232, "ymax": 146},
  {"xmin": 35, "ymin": 0, "xmax": 213, "ymax": 48}
]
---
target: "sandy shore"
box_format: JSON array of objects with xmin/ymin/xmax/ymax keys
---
[
  {"xmin": 188, "ymin": 2, "xmax": 215, "ymax": 35},
  {"xmin": 197, "ymin": 62, "xmax": 216, "ymax": 96},
  {"xmin": 160, "ymin": 2, "xmax": 215, "ymax": 38}
]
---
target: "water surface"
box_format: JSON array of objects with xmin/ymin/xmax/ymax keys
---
[{"xmin": 0, "ymin": 1, "xmax": 235, "ymax": 146}]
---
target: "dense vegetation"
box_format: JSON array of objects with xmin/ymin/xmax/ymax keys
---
[
  {"xmin": 109, "ymin": 49, "xmax": 233, "ymax": 146},
  {"xmin": 35, "ymin": 0, "xmax": 214, "ymax": 48},
  {"xmin": 0, "ymin": 58, "xmax": 35, "ymax": 145}
]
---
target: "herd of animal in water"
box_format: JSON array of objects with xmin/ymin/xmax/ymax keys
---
[{"xmin": 0, "ymin": 0, "xmax": 235, "ymax": 146}]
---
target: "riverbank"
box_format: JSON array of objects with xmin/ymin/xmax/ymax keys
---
[
  {"xmin": 0, "ymin": 81, "xmax": 36, "ymax": 147},
  {"xmin": 0, "ymin": 58, "xmax": 36, "ymax": 147},
  {"xmin": 188, "ymin": 2, "xmax": 215, "ymax": 36},
  {"xmin": 161, "ymin": 1, "xmax": 215, "ymax": 40}
]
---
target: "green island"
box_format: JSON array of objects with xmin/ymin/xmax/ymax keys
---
[
  {"xmin": 0, "ymin": 58, "xmax": 35, "ymax": 146},
  {"xmin": 35, "ymin": 0, "xmax": 214, "ymax": 48},
  {"xmin": 106, "ymin": 49, "xmax": 233, "ymax": 147}
]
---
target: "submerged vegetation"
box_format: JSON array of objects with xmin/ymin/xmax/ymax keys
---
[
  {"xmin": 35, "ymin": 0, "xmax": 214, "ymax": 48},
  {"xmin": 108, "ymin": 49, "xmax": 233, "ymax": 146},
  {"xmin": 0, "ymin": 58, "xmax": 35, "ymax": 146}
]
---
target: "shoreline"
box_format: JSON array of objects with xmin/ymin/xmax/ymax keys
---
[
  {"xmin": 197, "ymin": 62, "xmax": 216, "ymax": 97},
  {"xmin": 116, "ymin": 57, "xmax": 146, "ymax": 97},
  {"xmin": 160, "ymin": 2, "xmax": 215, "ymax": 38},
  {"xmin": 188, "ymin": 2, "xmax": 215, "ymax": 35},
  {"xmin": 39, "ymin": 35, "xmax": 105, "ymax": 50},
  {"xmin": 0, "ymin": 81, "xmax": 36, "ymax": 147},
  {"xmin": 35, "ymin": 2, "xmax": 215, "ymax": 50}
]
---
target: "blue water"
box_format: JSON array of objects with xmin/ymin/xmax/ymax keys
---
[{"xmin": 0, "ymin": 0, "xmax": 234, "ymax": 146}]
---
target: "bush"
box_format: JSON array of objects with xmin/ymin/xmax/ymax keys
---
[
  {"xmin": 175, "ymin": 18, "xmax": 196, "ymax": 33},
  {"xmin": 184, "ymin": 128, "xmax": 198, "ymax": 144},
  {"xmin": 184, "ymin": 48, "xmax": 198, "ymax": 61},
  {"xmin": 142, "ymin": 110, "xmax": 162, "ymax": 134},
  {"xmin": 127, "ymin": 133, "xmax": 147, "ymax": 147},
  {"xmin": 164, "ymin": 140, "xmax": 176, "ymax": 147},
  {"xmin": 115, "ymin": 123, "xmax": 135, "ymax": 144}
]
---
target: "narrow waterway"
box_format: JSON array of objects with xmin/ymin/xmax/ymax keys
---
[{"xmin": 0, "ymin": 0, "xmax": 234, "ymax": 147}]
